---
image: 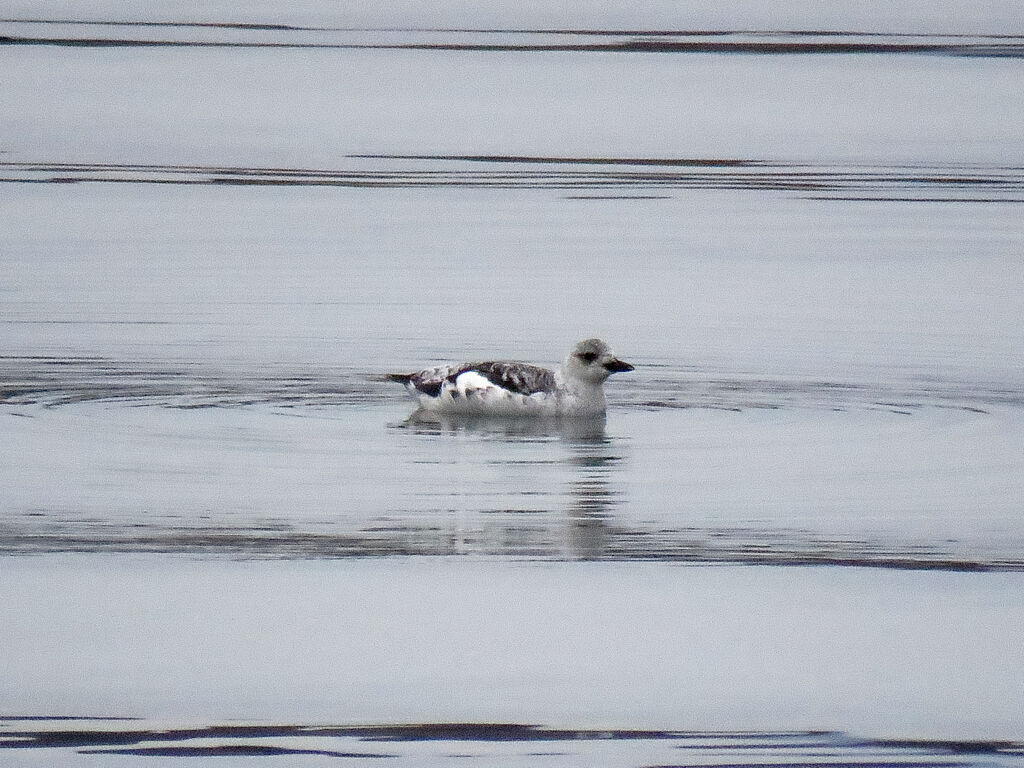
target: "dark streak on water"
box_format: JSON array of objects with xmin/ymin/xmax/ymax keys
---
[
  {"xmin": 2, "ymin": 22, "xmax": 1024, "ymax": 57},
  {"xmin": 1, "ymin": 720, "xmax": 1020, "ymax": 765},
  {"xmin": 3, "ymin": 158, "xmax": 1024, "ymax": 202},
  {"xmin": 88, "ymin": 745, "xmax": 393, "ymax": 758},
  {"xmin": 3, "ymin": 526, "xmax": 1017, "ymax": 571}
]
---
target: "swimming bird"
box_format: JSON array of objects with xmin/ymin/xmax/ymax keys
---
[{"xmin": 389, "ymin": 338, "xmax": 634, "ymax": 417}]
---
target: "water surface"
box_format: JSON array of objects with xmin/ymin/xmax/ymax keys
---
[{"xmin": 2, "ymin": 3, "xmax": 1023, "ymax": 759}]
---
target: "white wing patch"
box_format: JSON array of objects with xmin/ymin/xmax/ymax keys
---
[
  {"xmin": 453, "ymin": 370, "xmax": 502, "ymax": 398},
  {"xmin": 415, "ymin": 368, "xmax": 551, "ymax": 414}
]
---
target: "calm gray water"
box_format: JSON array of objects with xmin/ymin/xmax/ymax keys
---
[{"xmin": 2, "ymin": 5, "xmax": 1024, "ymax": 763}]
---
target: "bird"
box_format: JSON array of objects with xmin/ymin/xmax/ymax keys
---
[{"xmin": 388, "ymin": 338, "xmax": 634, "ymax": 417}]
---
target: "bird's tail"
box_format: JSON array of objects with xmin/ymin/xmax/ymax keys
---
[{"xmin": 386, "ymin": 373, "xmax": 414, "ymax": 385}]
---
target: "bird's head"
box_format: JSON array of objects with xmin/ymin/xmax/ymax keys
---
[{"xmin": 564, "ymin": 338, "xmax": 634, "ymax": 384}]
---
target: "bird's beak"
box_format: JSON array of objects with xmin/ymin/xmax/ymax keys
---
[{"xmin": 603, "ymin": 358, "xmax": 635, "ymax": 373}]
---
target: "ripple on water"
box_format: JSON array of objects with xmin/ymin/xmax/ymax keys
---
[{"xmin": 1, "ymin": 719, "xmax": 1021, "ymax": 767}]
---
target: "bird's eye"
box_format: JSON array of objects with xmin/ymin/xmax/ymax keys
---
[{"xmin": 578, "ymin": 352, "xmax": 598, "ymax": 363}]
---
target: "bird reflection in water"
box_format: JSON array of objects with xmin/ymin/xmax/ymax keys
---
[
  {"xmin": 559, "ymin": 417, "xmax": 622, "ymax": 560},
  {"xmin": 401, "ymin": 413, "xmax": 623, "ymax": 560}
]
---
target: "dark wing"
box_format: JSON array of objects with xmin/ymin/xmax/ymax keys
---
[
  {"xmin": 465, "ymin": 361, "xmax": 557, "ymax": 396},
  {"xmin": 388, "ymin": 366, "xmax": 457, "ymax": 398},
  {"xmin": 390, "ymin": 361, "xmax": 556, "ymax": 398}
]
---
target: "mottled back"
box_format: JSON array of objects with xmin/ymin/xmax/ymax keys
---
[
  {"xmin": 390, "ymin": 360, "xmax": 556, "ymax": 398},
  {"xmin": 467, "ymin": 361, "xmax": 557, "ymax": 396}
]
